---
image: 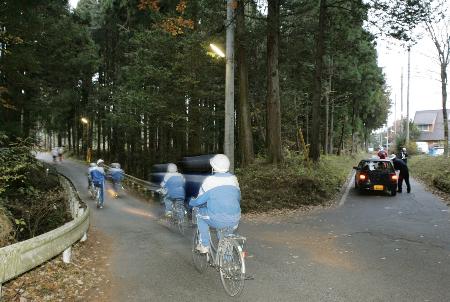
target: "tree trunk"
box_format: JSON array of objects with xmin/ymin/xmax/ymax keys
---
[
  {"xmin": 310, "ymin": 0, "xmax": 327, "ymax": 161},
  {"xmin": 337, "ymin": 120, "xmax": 345, "ymax": 156},
  {"xmin": 329, "ymin": 99, "xmax": 334, "ymax": 154},
  {"xmin": 236, "ymin": 0, "xmax": 254, "ymax": 167},
  {"xmin": 266, "ymin": 0, "xmax": 283, "ymax": 164},
  {"xmin": 324, "ymin": 88, "xmax": 329, "ymax": 155}
]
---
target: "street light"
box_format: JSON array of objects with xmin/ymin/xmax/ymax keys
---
[
  {"xmin": 81, "ymin": 117, "xmax": 88, "ymax": 125},
  {"xmin": 210, "ymin": 43, "xmax": 225, "ymax": 58}
]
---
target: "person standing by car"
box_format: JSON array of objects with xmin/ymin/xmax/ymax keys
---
[
  {"xmin": 399, "ymin": 147, "xmax": 408, "ymax": 164},
  {"xmin": 378, "ymin": 147, "xmax": 388, "ymax": 159},
  {"xmin": 389, "ymin": 154, "xmax": 411, "ymax": 193}
]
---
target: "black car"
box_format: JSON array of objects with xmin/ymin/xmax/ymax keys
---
[{"xmin": 353, "ymin": 159, "xmax": 398, "ymax": 196}]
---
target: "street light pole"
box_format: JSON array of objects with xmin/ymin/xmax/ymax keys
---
[
  {"xmin": 81, "ymin": 117, "xmax": 90, "ymax": 163},
  {"xmin": 406, "ymin": 46, "xmax": 411, "ymax": 144},
  {"xmin": 224, "ymin": 0, "xmax": 235, "ymax": 172}
]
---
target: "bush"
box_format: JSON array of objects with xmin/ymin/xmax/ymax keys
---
[
  {"xmin": 236, "ymin": 154, "xmax": 361, "ymax": 213},
  {"xmin": 0, "ymin": 136, "xmax": 71, "ymax": 243},
  {"xmin": 409, "ymin": 155, "xmax": 450, "ymax": 194},
  {"xmin": 0, "ymin": 204, "xmax": 14, "ymax": 248}
]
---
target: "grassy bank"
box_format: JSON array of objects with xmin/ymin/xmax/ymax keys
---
[
  {"xmin": 409, "ymin": 155, "xmax": 450, "ymax": 193},
  {"xmin": 237, "ymin": 154, "xmax": 364, "ymax": 213},
  {"xmin": 0, "ymin": 138, "xmax": 71, "ymax": 247}
]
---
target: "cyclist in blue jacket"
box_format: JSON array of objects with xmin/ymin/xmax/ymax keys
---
[
  {"xmin": 160, "ymin": 163, "xmax": 185, "ymax": 217},
  {"xmin": 90, "ymin": 159, "xmax": 106, "ymax": 208},
  {"xmin": 108, "ymin": 163, "xmax": 125, "ymax": 198},
  {"xmin": 189, "ymin": 154, "xmax": 241, "ymax": 254}
]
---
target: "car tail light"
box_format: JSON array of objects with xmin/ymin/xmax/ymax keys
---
[
  {"xmin": 390, "ymin": 174, "xmax": 398, "ymax": 181},
  {"xmin": 359, "ymin": 174, "xmax": 367, "ymax": 181}
]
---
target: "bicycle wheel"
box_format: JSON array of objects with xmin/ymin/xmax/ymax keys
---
[
  {"xmin": 175, "ymin": 205, "xmax": 186, "ymax": 235},
  {"xmin": 192, "ymin": 229, "xmax": 208, "ymax": 273},
  {"xmin": 219, "ymin": 239, "xmax": 245, "ymax": 297},
  {"xmin": 95, "ymin": 188, "xmax": 101, "ymax": 208}
]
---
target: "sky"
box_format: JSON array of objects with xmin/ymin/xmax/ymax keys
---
[
  {"xmin": 377, "ymin": 33, "xmax": 443, "ymax": 127},
  {"xmin": 69, "ymin": 0, "xmax": 79, "ymax": 9}
]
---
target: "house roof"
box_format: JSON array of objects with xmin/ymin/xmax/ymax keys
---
[
  {"xmin": 414, "ymin": 110, "xmax": 437, "ymax": 125},
  {"xmin": 414, "ymin": 110, "xmax": 450, "ymax": 141}
]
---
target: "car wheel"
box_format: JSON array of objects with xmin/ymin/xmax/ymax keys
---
[{"xmin": 390, "ymin": 189, "xmax": 397, "ymax": 196}]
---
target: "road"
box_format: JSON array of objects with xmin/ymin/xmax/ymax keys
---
[{"xmin": 39, "ymin": 154, "xmax": 450, "ymax": 302}]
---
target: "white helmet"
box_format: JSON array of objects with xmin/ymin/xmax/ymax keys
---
[
  {"xmin": 97, "ymin": 159, "xmax": 104, "ymax": 165},
  {"xmin": 379, "ymin": 147, "xmax": 384, "ymax": 151},
  {"xmin": 111, "ymin": 163, "xmax": 121, "ymax": 168},
  {"xmin": 402, "ymin": 147, "xmax": 406, "ymax": 152},
  {"xmin": 89, "ymin": 162, "xmax": 97, "ymax": 167},
  {"xmin": 210, "ymin": 154, "xmax": 230, "ymax": 173},
  {"xmin": 389, "ymin": 154, "xmax": 396, "ymax": 160},
  {"xmin": 167, "ymin": 163, "xmax": 177, "ymax": 173}
]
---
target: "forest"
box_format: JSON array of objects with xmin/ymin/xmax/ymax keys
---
[{"xmin": 0, "ymin": 0, "xmax": 435, "ymax": 177}]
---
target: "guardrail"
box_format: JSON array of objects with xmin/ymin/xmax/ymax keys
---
[
  {"xmin": 104, "ymin": 164, "xmax": 160, "ymax": 199},
  {"xmin": 0, "ymin": 175, "xmax": 89, "ymax": 297}
]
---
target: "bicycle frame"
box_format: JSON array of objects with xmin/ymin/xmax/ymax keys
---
[{"xmin": 192, "ymin": 223, "xmax": 247, "ymax": 297}]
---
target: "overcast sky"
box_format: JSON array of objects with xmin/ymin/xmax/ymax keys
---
[
  {"xmin": 377, "ymin": 33, "xmax": 443, "ymax": 127},
  {"xmin": 69, "ymin": 0, "xmax": 78, "ymax": 9}
]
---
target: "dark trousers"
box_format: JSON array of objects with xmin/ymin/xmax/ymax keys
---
[{"xmin": 398, "ymin": 171, "xmax": 411, "ymax": 192}]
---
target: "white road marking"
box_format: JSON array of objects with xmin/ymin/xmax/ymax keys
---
[{"xmin": 339, "ymin": 171, "xmax": 356, "ymax": 207}]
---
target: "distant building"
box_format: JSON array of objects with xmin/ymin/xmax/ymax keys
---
[{"xmin": 413, "ymin": 109, "xmax": 450, "ymax": 148}]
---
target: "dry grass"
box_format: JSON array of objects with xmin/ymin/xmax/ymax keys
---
[
  {"xmin": 409, "ymin": 155, "xmax": 450, "ymax": 194},
  {"xmin": 237, "ymin": 154, "xmax": 363, "ymax": 213},
  {"xmin": 2, "ymin": 228, "xmax": 114, "ymax": 302},
  {"xmin": 0, "ymin": 205, "xmax": 14, "ymax": 247}
]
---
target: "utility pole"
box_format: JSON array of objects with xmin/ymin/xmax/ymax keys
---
[
  {"xmin": 224, "ymin": 0, "xmax": 235, "ymax": 171},
  {"xmin": 406, "ymin": 46, "xmax": 411, "ymax": 144},
  {"xmin": 394, "ymin": 94, "xmax": 397, "ymax": 135},
  {"xmin": 401, "ymin": 67, "xmax": 403, "ymax": 132}
]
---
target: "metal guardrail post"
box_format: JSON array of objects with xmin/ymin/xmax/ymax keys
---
[
  {"xmin": 78, "ymin": 208, "xmax": 88, "ymax": 242},
  {"xmin": 62, "ymin": 247, "xmax": 72, "ymax": 263}
]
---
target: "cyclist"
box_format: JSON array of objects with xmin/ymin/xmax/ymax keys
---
[
  {"xmin": 51, "ymin": 148, "xmax": 58, "ymax": 162},
  {"xmin": 90, "ymin": 159, "xmax": 106, "ymax": 208},
  {"xmin": 108, "ymin": 163, "xmax": 124, "ymax": 198},
  {"xmin": 87, "ymin": 162, "xmax": 97, "ymax": 190},
  {"xmin": 189, "ymin": 154, "xmax": 241, "ymax": 254},
  {"xmin": 160, "ymin": 163, "xmax": 185, "ymax": 217}
]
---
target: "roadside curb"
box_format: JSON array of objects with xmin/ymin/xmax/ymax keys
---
[{"xmin": 335, "ymin": 169, "xmax": 355, "ymax": 207}]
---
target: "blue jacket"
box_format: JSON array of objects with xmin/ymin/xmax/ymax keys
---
[
  {"xmin": 109, "ymin": 167, "xmax": 124, "ymax": 182},
  {"xmin": 189, "ymin": 172, "xmax": 241, "ymax": 224},
  {"xmin": 90, "ymin": 167, "xmax": 105, "ymax": 185},
  {"xmin": 161, "ymin": 173, "xmax": 185, "ymax": 200}
]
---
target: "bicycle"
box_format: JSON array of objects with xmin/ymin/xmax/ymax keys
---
[
  {"xmin": 88, "ymin": 182, "xmax": 96, "ymax": 200},
  {"xmin": 192, "ymin": 212, "xmax": 247, "ymax": 297},
  {"xmin": 91, "ymin": 183, "xmax": 103, "ymax": 209},
  {"xmin": 166, "ymin": 198, "xmax": 187, "ymax": 234},
  {"xmin": 111, "ymin": 181, "xmax": 124, "ymax": 198}
]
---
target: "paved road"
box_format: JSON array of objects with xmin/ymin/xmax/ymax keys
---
[{"xmin": 40, "ymin": 154, "xmax": 450, "ymax": 301}]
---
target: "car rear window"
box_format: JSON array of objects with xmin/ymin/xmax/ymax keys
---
[{"xmin": 358, "ymin": 161, "xmax": 394, "ymax": 172}]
